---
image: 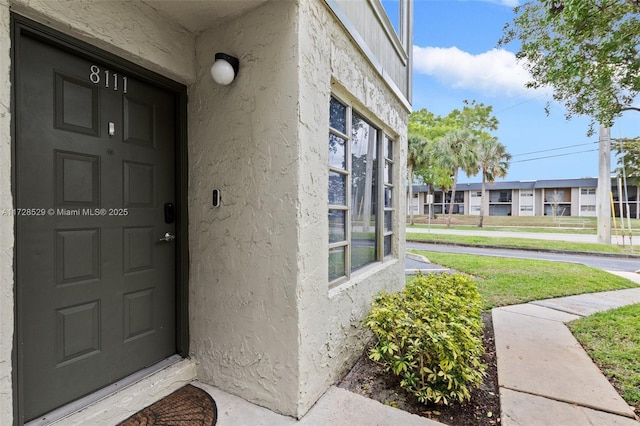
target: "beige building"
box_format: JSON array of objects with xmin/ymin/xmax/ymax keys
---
[
  {"xmin": 411, "ymin": 178, "xmax": 639, "ymax": 218},
  {"xmin": 0, "ymin": 1, "xmax": 413, "ymax": 424}
]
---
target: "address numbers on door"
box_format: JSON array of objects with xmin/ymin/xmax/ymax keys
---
[{"xmin": 89, "ymin": 65, "xmax": 128, "ymax": 93}]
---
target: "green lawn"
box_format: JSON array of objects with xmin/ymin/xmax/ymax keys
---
[
  {"xmin": 410, "ymin": 250, "xmax": 640, "ymax": 310},
  {"xmin": 406, "ymin": 232, "xmax": 638, "ymax": 255},
  {"xmin": 568, "ymin": 304, "xmax": 640, "ymax": 411}
]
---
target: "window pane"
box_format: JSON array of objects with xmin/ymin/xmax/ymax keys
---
[
  {"xmin": 329, "ymin": 246, "xmax": 346, "ymax": 282},
  {"xmin": 329, "ymin": 133, "xmax": 346, "ymax": 169},
  {"xmin": 381, "ymin": 0, "xmax": 400, "ymax": 35},
  {"xmin": 329, "ymin": 97, "xmax": 347, "ymax": 134},
  {"xmin": 351, "ymin": 112, "xmax": 377, "ymax": 271},
  {"xmin": 329, "ymin": 210, "xmax": 346, "ymax": 243},
  {"xmin": 384, "ymin": 187, "xmax": 392, "ymax": 208},
  {"xmin": 384, "ymin": 161, "xmax": 392, "ymax": 184},
  {"xmin": 384, "ymin": 235, "xmax": 392, "ymax": 257},
  {"xmin": 352, "ymin": 232, "xmax": 376, "ymax": 271},
  {"xmin": 329, "ymin": 171, "xmax": 346, "ymax": 205},
  {"xmin": 384, "ymin": 210, "xmax": 392, "ymax": 232},
  {"xmin": 385, "ymin": 137, "xmax": 393, "ymax": 160}
]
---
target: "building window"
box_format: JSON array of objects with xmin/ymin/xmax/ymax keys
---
[
  {"xmin": 471, "ymin": 191, "xmax": 481, "ymax": 197},
  {"xmin": 581, "ymin": 188, "xmax": 596, "ymax": 195},
  {"xmin": 520, "ymin": 206, "xmax": 533, "ymax": 211},
  {"xmin": 521, "ymin": 191, "xmax": 533, "ymax": 197},
  {"xmin": 328, "ymin": 95, "xmax": 393, "ymax": 285},
  {"xmin": 581, "ymin": 205, "xmax": 596, "ymax": 212}
]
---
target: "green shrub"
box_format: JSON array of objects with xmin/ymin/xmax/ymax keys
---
[{"xmin": 365, "ymin": 273, "xmax": 486, "ymax": 405}]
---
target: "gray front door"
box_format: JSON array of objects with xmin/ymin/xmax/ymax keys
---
[{"xmin": 15, "ymin": 27, "xmax": 178, "ymax": 421}]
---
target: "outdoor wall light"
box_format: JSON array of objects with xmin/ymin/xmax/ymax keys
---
[{"xmin": 211, "ymin": 53, "xmax": 239, "ymax": 85}]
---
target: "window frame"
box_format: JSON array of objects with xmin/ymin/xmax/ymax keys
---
[{"xmin": 328, "ymin": 94, "xmax": 394, "ymax": 287}]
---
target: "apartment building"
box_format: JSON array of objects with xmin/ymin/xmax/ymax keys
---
[{"xmin": 410, "ymin": 178, "xmax": 639, "ymax": 218}]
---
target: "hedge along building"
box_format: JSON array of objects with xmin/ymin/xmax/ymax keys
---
[{"xmin": 0, "ymin": 0, "xmax": 412, "ymax": 424}]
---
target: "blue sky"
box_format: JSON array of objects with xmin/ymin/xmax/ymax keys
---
[{"xmin": 407, "ymin": 0, "xmax": 639, "ymax": 183}]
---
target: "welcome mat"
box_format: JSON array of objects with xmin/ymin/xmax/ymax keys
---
[{"xmin": 118, "ymin": 384, "xmax": 217, "ymax": 426}]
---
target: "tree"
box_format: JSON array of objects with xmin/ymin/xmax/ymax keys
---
[
  {"xmin": 501, "ymin": 1, "xmax": 640, "ymax": 135},
  {"xmin": 432, "ymin": 130, "xmax": 479, "ymax": 227},
  {"xmin": 476, "ymin": 137, "xmax": 511, "ymax": 228},
  {"xmin": 408, "ymin": 103, "xmax": 503, "ymax": 226},
  {"xmin": 613, "ymin": 137, "xmax": 640, "ymax": 185},
  {"xmin": 407, "ymin": 134, "xmax": 428, "ymax": 225}
]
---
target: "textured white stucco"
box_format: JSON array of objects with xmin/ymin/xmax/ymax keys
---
[
  {"xmin": 187, "ymin": 0, "xmax": 301, "ymax": 417},
  {"xmin": 0, "ymin": 1, "xmax": 14, "ymax": 423},
  {"xmin": 295, "ymin": 0, "xmax": 408, "ymax": 416},
  {"xmin": 9, "ymin": 0, "xmax": 196, "ymax": 84}
]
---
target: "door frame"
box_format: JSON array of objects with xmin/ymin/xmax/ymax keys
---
[{"xmin": 10, "ymin": 14, "xmax": 190, "ymax": 424}]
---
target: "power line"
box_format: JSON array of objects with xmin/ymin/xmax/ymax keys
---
[
  {"xmin": 511, "ymin": 148, "xmax": 599, "ymax": 163},
  {"xmin": 512, "ymin": 141, "xmax": 598, "ymax": 157}
]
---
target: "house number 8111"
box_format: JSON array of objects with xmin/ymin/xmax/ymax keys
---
[{"xmin": 89, "ymin": 65, "xmax": 128, "ymax": 93}]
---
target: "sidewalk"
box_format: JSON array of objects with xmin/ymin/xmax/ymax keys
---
[{"xmin": 494, "ymin": 270, "xmax": 640, "ymax": 426}]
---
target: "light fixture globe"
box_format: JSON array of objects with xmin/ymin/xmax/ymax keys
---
[{"xmin": 211, "ymin": 53, "xmax": 239, "ymax": 85}]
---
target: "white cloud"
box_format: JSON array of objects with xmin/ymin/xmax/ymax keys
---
[{"xmin": 413, "ymin": 45, "xmax": 551, "ymax": 98}]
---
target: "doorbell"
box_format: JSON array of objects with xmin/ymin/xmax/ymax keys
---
[{"xmin": 212, "ymin": 189, "xmax": 221, "ymax": 207}]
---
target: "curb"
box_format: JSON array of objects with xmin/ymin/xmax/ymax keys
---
[{"xmin": 406, "ymin": 239, "xmax": 640, "ymax": 260}]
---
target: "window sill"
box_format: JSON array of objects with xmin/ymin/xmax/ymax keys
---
[{"xmin": 328, "ymin": 257, "xmax": 399, "ymax": 299}]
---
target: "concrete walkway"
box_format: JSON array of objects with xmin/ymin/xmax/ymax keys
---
[{"xmin": 494, "ymin": 271, "xmax": 640, "ymax": 426}]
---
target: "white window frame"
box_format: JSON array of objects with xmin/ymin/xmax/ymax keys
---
[{"xmin": 328, "ymin": 94, "xmax": 394, "ymax": 287}]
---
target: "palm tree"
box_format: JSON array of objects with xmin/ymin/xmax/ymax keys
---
[
  {"xmin": 433, "ymin": 130, "xmax": 478, "ymax": 227},
  {"xmin": 476, "ymin": 138, "xmax": 511, "ymax": 227},
  {"xmin": 407, "ymin": 134, "xmax": 428, "ymax": 225}
]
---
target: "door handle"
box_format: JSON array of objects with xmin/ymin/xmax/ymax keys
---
[{"xmin": 158, "ymin": 232, "xmax": 175, "ymax": 242}]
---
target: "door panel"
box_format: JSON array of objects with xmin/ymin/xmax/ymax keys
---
[{"xmin": 16, "ymin": 32, "xmax": 177, "ymax": 421}]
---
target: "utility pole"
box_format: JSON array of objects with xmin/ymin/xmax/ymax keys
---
[{"xmin": 597, "ymin": 125, "xmax": 611, "ymax": 244}]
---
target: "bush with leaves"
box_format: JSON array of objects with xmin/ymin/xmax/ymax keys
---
[{"xmin": 365, "ymin": 273, "xmax": 486, "ymax": 405}]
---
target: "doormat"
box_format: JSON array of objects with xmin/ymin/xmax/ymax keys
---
[{"xmin": 117, "ymin": 384, "xmax": 217, "ymax": 426}]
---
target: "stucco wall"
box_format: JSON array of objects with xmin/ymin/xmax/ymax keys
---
[
  {"xmin": 0, "ymin": 1, "xmax": 14, "ymax": 422},
  {"xmin": 296, "ymin": 0, "xmax": 408, "ymax": 416},
  {"xmin": 187, "ymin": 0, "xmax": 301, "ymax": 417},
  {"xmin": 9, "ymin": 0, "xmax": 196, "ymax": 84}
]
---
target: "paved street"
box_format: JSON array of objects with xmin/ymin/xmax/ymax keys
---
[{"xmin": 406, "ymin": 227, "xmax": 640, "ymax": 272}]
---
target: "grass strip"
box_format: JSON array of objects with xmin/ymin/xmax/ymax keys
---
[
  {"xmin": 568, "ymin": 304, "xmax": 640, "ymax": 411},
  {"xmin": 410, "ymin": 250, "xmax": 640, "ymax": 310}
]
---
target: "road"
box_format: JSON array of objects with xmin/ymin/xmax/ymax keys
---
[
  {"xmin": 407, "ymin": 227, "xmax": 637, "ymax": 245},
  {"xmin": 406, "ymin": 228, "xmax": 640, "ymax": 273}
]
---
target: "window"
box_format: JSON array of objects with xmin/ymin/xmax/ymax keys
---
[
  {"xmin": 381, "ymin": 0, "xmax": 400, "ymax": 35},
  {"xmin": 581, "ymin": 205, "xmax": 596, "ymax": 212},
  {"xmin": 581, "ymin": 188, "xmax": 596, "ymax": 195},
  {"xmin": 521, "ymin": 191, "xmax": 533, "ymax": 197},
  {"xmin": 520, "ymin": 205, "xmax": 533, "ymax": 211},
  {"xmin": 471, "ymin": 192, "xmax": 481, "ymax": 198},
  {"xmin": 328, "ymin": 96, "xmax": 393, "ymax": 285}
]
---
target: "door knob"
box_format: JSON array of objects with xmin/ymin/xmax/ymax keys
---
[{"xmin": 158, "ymin": 232, "xmax": 175, "ymax": 242}]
